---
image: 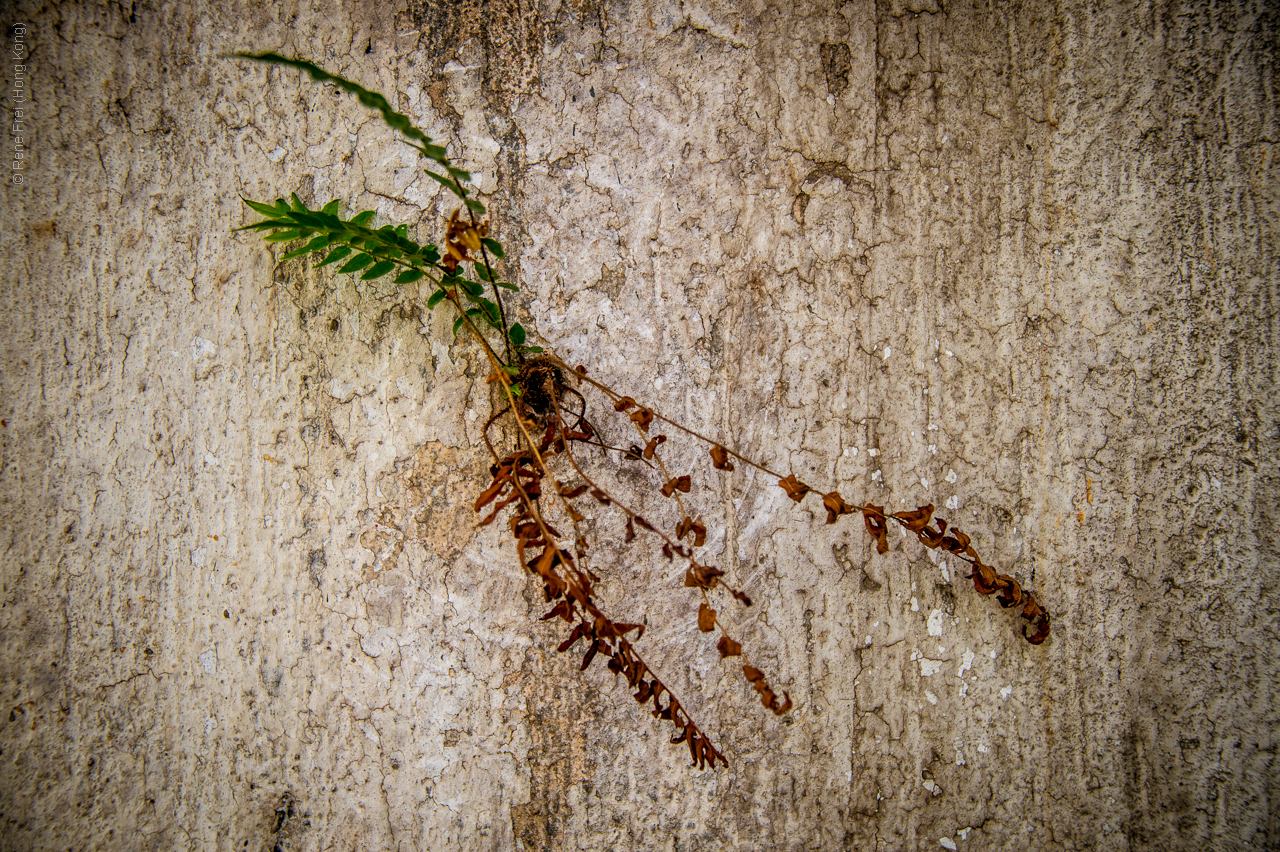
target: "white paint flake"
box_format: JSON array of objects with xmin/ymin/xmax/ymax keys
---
[
  {"xmin": 946, "ymin": 495, "xmax": 960, "ymax": 510},
  {"xmin": 1000, "ymin": 685, "xmax": 1013, "ymax": 700},
  {"xmin": 946, "ymin": 468, "xmax": 958, "ymax": 483},
  {"xmin": 927, "ymin": 609, "xmax": 944, "ymax": 636},
  {"xmin": 958, "ymin": 649, "xmax": 975, "ymax": 677},
  {"xmin": 919, "ymin": 659, "xmax": 943, "ymax": 677},
  {"xmin": 911, "ymin": 597, "xmax": 920, "ymax": 612},
  {"xmin": 925, "ymin": 690, "xmax": 938, "ymax": 705},
  {"xmin": 940, "ymin": 839, "xmax": 958, "ymax": 851},
  {"xmin": 198, "ymin": 647, "xmax": 217, "ymax": 675}
]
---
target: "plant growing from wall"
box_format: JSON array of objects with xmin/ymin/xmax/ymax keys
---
[{"xmin": 231, "ymin": 53, "xmax": 1051, "ymax": 770}]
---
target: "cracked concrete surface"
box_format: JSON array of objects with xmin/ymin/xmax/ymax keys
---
[{"xmin": 0, "ymin": 1, "xmax": 1276, "ymax": 850}]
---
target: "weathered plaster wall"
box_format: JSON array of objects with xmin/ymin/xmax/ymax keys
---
[{"xmin": 0, "ymin": 1, "xmax": 1275, "ymax": 850}]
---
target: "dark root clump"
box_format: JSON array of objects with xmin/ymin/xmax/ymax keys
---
[{"xmin": 517, "ymin": 355, "xmax": 564, "ymax": 416}]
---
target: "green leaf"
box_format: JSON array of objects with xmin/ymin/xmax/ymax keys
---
[
  {"xmin": 338, "ymin": 253, "xmax": 374, "ymax": 273},
  {"xmin": 264, "ymin": 230, "xmax": 303, "ymax": 242},
  {"xmin": 394, "ymin": 269, "xmax": 425, "ymax": 284},
  {"xmin": 232, "ymin": 53, "xmax": 439, "ymax": 155},
  {"xmin": 419, "ymin": 246, "xmax": 441, "ymax": 264},
  {"xmin": 290, "ymin": 192, "xmax": 308, "ymax": 212},
  {"xmin": 243, "ymin": 197, "xmax": 285, "ymax": 218},
  {"xmin": 509, "ymin": 323, "xmax": 526, "ymax": 347},
  {"xmin": 422, "ymin": 143, "xmax": 449, "ymax": 161},
  {"xmin": 425, "ymin": 170, "xmax": 460, "ymax": 195},
  {"xmin": 452, "ymin": 315, "xmax": 465, "ymax": 337},
  {"xmin": 481, "ymin": 237, "xmax": 504, "ymax": 259},
  {"xmin": 522, "ymin": 345, "xmax": 544, "ymax": 353},
  {"xmin": 426, "ymin": 288, "xmax": 446, "ymax": 309},
  {"xmin": 474, "ymin": 263, "xmax": 492, "ymax": 282},
  {"xmin": 394, "ymin": 224, "xmax": 408, "ymax": 238},
  {"xmin": 464, "ymin": 198, "xmax": 486, "ymax": 215},
  {"xmin": 321, "ymin": 199, "xmax": 342, "ymax": 215},
  {"xmin": 446, "ymin": 165, "xmax": 472, "ymax": 182},
  {"xmin": 350, "ymin": 210, "xmax": 376, "ymax": 227},
  {"xmin": 315, "ymin": 245, "xmax": 353, "ymax": 267},
  {"xmin": 459, "ymin": 279, "xmax": 485, "ymax": 297},
  {"xmin": 281, "ymin": 234, "xmax": 334, "ymax": 260},
  {"xmin": 361, "ymin": 260, "xmax": 397, "ymax": 280},
  {"xmin": 234, "ymin": 218, "xmax": 294, "ymax": 232},
  {"xmin": 496, "ymin": 280, "xmax": 519, "ymax": 291}
]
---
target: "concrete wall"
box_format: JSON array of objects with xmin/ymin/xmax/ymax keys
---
[{"xmin": 0, "ymin": 1, "xmax": 1275, "ymax": 849}]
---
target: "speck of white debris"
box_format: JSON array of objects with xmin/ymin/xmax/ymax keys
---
[
  {"xmin": 191, "ymin": 336, "xmax": 216, "ymax": 361},
  {"xmin": 929, "ymin": 444, "xmax": 938, "ymax": 454},
  {"xmin": 203, "ymin": 452, "xmax": 220, "ymax": 467},
  {"xmin": 867, "ymin": 448, "xmax": 879, "ymax": 457},
  {"xmin": 946, "ymin": 495, "xmax": 960, "ymax": 510},
  {"xmin": 924, "ymin": 779, "xmax": 938, "ymax": 792},
  {"xmin": 326, "ymin": 479, "xmax": 335, "ymax": 493},
  {"xmin": 851, "ymin": 447, "xmax": 859, "ymax": 456},
  {"xmin": 928, "ymin": 423, "xmax": 938, "ymax": 431},
  {"xmin": 946, "ymin": 469, "xmax": 958, "ymax": 483},
  {"xmin": 1000, "ymin": 685, "xmax": 1013, "ymax": 700},
  {"xmin": 958, "ymin": 828, "xmax": 972, "ymax": 840},
  {"xmin": 946, "ymin": 349, "xmax": 954, "ymax": 357},
  {"xmin": 958, "ymin": 649, "xmax": 975, "ymax": 677},
  {"xmin": 927, "ymin": 609, "xmax": 944, "ymax": 636},
  {"xmin": 1211, "ymin": 475, "xmax": 1222, "ymax": 488},
  {"xmin": 911, "ymin": 597, "xmax": 920, "ymax": 611},
  {"xmin": 919, "ymin": 659, "xmax": 943, "ymax": 677},
  {"xmin": 266, "ymin": 146, "xmax": 287, "ymax": 162},
  {"xmin": 925, "ymin": 691, "xmax": 938, "ymax": 705},
  {"xmin": 977, "ymin": 742, "xmax": 989, "ymax": 753},
  {"xmin": 198, "ymin": 648, "xmax": 217, "ymax": 675},
  {"xmin": 191, "ymin": 547, "xmax": 206, "ymax": 568},
  {"xmin": 921, "ymin": 477, "xmax": 930, "ymax": 489},
  {"xmin": 883, "ymin": 346, "xmax": 892, "ymax": 360},
  {"xmin": 940, "ymin": 838, "xmax": 958, "ymax": 851},
  {"xmin": 866, "ymin": 635, "xmax": 873, "ymax": 645},
  {"xmin": 872, "ymin": 470, "xmax": 882, "ymax": 481}
]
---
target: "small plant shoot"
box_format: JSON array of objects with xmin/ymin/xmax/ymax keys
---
[{"xmin": 231, "ymin": 53, "xmax": 1050, "ymax": 769}]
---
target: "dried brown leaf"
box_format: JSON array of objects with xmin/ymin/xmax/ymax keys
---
[
  {"xmin": 697, "ymin": 602, "xmax": 717, "ymax": 633},
  {"xmin": 709, "ymin": 444, "xmax": 735, "ymax": 471},
  {"xmin": 717, "ymin": 635, "xmax": 742, "ymax": 657},
  {"xmin": 863, "ymin": 505, "xmax": 890, "ymax": 554},
  {"xmin": 630, "ymin": 407, "xmax": 654, "ymax": 432},
  {"xmin": 892, "ymin": 504, "xmax": 935, "ymax": 533},
  {"xmin": 822, "ymin": 491, "xmax": 855, "ymax": 524},
  {"xmin": 778, "ymin": 474, "xmax": 811, "ymax": 503}
]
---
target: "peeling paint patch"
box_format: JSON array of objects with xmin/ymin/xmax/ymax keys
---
[
  {"xmin": 927, "ymin": 609, "xmax": 944, "ymax": 636},
  {"xmin": 919, "ymin": 659, "xmax": 942, "ymax": 677},
  {"xmin": 925, "ymin": 690, "xmax": 938, "ymax": 705},
  {"xmin": 191, "ymin": 336, "xmax": 216, "ymax": 360},
  {"xmin": 940, "ymin": 839, "xmax": 958, "ymax": 851},
  {"xmin": 1000, "ymin": 685, "xmax": 1013, "ymax": 700},
  {"xmin": 958, "ymin": 649, "xmax": 975, "ymax": 677},
  {"xmin": 198, "ymin": 647, "xmax": 217, "ymax": 675}
]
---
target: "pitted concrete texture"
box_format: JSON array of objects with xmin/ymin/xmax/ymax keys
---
[{"xmin": 0, "ymin": 1, "xmax": 1275, "ymax": 850}]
